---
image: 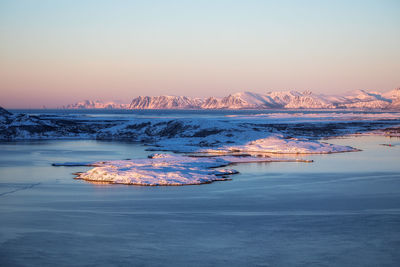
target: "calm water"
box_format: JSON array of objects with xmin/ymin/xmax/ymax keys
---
[
  {"xmin": 10, "ymin": 108, "xmax": 400, "ymax": 120},
  {"xmin": 0, "ymin": 136, "xmax": 400, "ymax": 266}
]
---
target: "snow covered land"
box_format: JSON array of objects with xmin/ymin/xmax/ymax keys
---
[
  {"xmin": 201, "ymin": 135, "xmax": 357, "ymax": 154},
  {"xmin": 1, "ymin": 107, "xmax": 400, "ymax": 146},
  {"xmin": 70, "ymin": 153, "xmax": 313, "ymax": 186},
  {"xmin": 1, "ymin": 106, "xmax": 400, "ymax": 185},
  {"xmin": 64, "ymin": 88, "xmax": 400, "ymax": 110}
]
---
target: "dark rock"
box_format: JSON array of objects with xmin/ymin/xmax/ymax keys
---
[
  {"xmin": 126, "ymin": 122, "xmax": 151, "ymax": 130},
  {"xmin": 0, "ymin": 106, "xmax": 12, "ymax": 116},
  {"xmin": 193, "ymin": 128, "xmax": 223, "ymax": 137},
  {"xmin": 158, "ymin": 121, "xmax": 187, "ymax": 138}
]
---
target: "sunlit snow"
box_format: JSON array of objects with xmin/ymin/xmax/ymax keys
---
[{"xmin": 73, "ymin": 154, "xmax": 310, "ymax": 185}]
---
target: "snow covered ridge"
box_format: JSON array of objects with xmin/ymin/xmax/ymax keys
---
[
  {"xmin": 63, "ymin": 100, "xmax": 129, "ymax": 109},
  {"xmin": 64, "ymin": 88, "xmax": 400, "ymax": 109},
  {"xmin": 71, "ymin": 154, "xmax": 311, "ymax": 186},
  {"xmin": 201, "ymin": 136, "xmax": 358, "ymax": 154}
]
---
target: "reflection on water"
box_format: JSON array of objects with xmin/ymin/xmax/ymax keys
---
[{"xmin": 0, "ymin": 136, "xmax": 400, "ymax": 266}]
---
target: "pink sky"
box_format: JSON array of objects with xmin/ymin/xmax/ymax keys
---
[{"xmin": 1, "ymin": 0, "xmax": 399, "ymax": 108}]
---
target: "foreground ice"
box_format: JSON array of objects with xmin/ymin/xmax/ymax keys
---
[
  {"xmin": 202, "ymin": 135, "xmax": 357, "ymax": 154},
  {"xmin": 73, "ymin": 154, "xmax": 310, "ymax": 186}
]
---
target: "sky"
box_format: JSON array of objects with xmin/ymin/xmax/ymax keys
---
[{"xmin": 0, "ymin": 0, "xmax": 399, "ymax": 108}]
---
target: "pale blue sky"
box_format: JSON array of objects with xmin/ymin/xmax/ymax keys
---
[{"xmin": 0, "ymin": 0, "xmax": 399, "ymax": 108}]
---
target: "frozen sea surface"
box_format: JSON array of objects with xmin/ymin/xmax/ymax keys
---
[{"xmin": 0, "ymin": 136, "xmax": 400, "ymax": 266}]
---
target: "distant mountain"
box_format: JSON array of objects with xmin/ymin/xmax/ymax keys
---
[
  {"xmin": 64, "ymin": 88, "xmax": 400, "ymax": 110},
  {"xmin": 128, "ymin": 95, "xmax": 203, "ymax": 109},
  {"xmin": 384, "ymin": 88, "xmax": 400, "ymax": 109},
  {"xmin": 0, "ymin": 106, "xmax": 12, "ymax": 116},
  {"xmin": 0, "ymin": 106, "xmax": 12, "ymax": 124},
  {"xmin": 64, "ymin": 100, "xmax": 129, "ymax": 109},
  {"xmin": 194, "ymin": 91, "xmax": 334, "ymax": 109}
]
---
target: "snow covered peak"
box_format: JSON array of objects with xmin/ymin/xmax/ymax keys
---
[
  {"xmin": 230, "ymin": 92, "xmax": 276, "ymax": 108},
  {"xmin": 129, "ymin": 95, "xmax": 201, "ymax": 109},
  {"xmin": 65, "ymin": 100, "xmax": 129, "ymax": 109},
  {"xmin": 303, "ymin": 90, "xmax": 312, "ymax": 95},
  {"xmin": 383, "ymin": 88, "xmax": 400, "ymax": 100}
]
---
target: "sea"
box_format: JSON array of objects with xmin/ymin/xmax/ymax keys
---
[{"xmin": 0, "ymin": 110, "xmax": 400, "ymax": 266}]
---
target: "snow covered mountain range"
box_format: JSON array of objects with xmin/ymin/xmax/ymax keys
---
[
  {"xmin": 64, "ymin": 100, "xmax": 128, "ymax": 109},
  {"xmin": 65, "ymin": 88, "xmax": 400, "ymax": 110}
]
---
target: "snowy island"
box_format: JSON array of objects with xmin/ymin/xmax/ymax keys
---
[{"xmin": 69, "ymin": 154, "xmax": 315, "ymax": 186}]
